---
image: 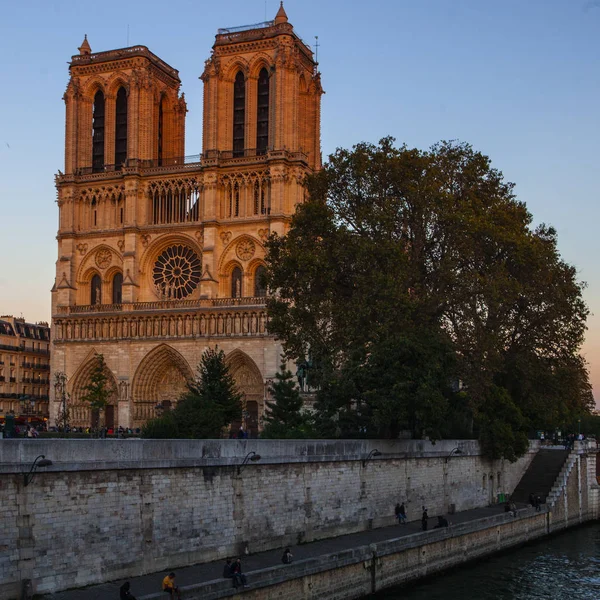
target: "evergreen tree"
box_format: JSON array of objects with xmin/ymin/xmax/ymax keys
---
[
  {"xmin": 262, "ymin": 358, "xmax": 311, "ymax": 438},
  {"xmin": 174, "ymin": 347, "xmax": 242, "ymax": 438},
  {"xmin": 80, "ymin": 354, "xmax": 113, "ymax": 428}
]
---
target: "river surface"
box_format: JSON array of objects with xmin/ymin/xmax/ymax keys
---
[{"xmin": 370, "ymin": 524, "xmax": 600, "ymax": 599}]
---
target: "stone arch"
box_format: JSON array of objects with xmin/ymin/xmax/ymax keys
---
[
  {"xmin": 69, "ymin": 350, "xmax": 119, "ymax": 428},
  {"xmin": 82, "ymin": 76, "xmax": 107, "ymax": 99},
  {"xmin": 106, "ymin": 72, "xmax": 130, "ymax": 97},
  {"xmin": 248, "ymin": 53, "xmax": 273, "ymax": 78},
  {"xmin": 218, "ymin": 234, "xmax": 264, "ymax": 272},
  {"xmin": 224, "ymin": 57, "xmax": 250, "ymax": 81},
  {"xmin": 226, "ymin": 349, "xmax": 264, "ymax": 436},
  {"xmin": 131, "ymin": 344, "xmax": 193, "ymax": 425}
]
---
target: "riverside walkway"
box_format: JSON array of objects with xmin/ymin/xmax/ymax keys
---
[{"xmin": 43, "ymin": 503, "xmax": 525, "ymax": 600}]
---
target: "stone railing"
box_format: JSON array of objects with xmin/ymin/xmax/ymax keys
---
[
  {"xmin": 56, "ymin": 297, "xmax": 266, "ymax": 315},
  {"xmin": 53, "ymin": 306, "xmax": 269, "ymax": 342}
]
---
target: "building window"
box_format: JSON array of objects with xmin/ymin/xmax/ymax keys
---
[
  {"xmin": 112, "ymin": 273, "xmax": 123, "ymax": 304},
  {"xmin": 92, "ymin": 90, "xmax": 105, "ymax": 173},
  {"xmin": 234, "ymin": 182, "xmax": 240, "ymax": 217},
  {"xmin": 254, "ymin": 265, "xmax": 267, "ymax": 297},
  {"xmin": 91, "ymin": 274, "xmax": 102, "ymax": 305},
  {"xmin": 233, "ymin": 71, "xmax": 245, "ymax": 157},
  {"xmin": 256, "ymin": 67, "xmax": 269, "ymax": 154},
  {"xmin": 114, "ymin": 86, "xmax": 128, "ymax": 169},
  {"xmin": 231, "ymin": 267, "xmax": 242, "ymax": 298}
]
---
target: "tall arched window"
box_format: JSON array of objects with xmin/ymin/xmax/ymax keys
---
[
  {"xmin": 114, "ymin": 87, "xmax": 128, "ymax": 169},
  {"xmin": 254, "ymin": 265, "xmax": 267, "ymax": 297},
  {"xmin": 231, "ymin": 267, "xmax": 243, "ymax": 298},
  {"xmin": 233, "ymin": 71, "xmax": 245, "ymax": 157},
  {"xmin": 92, "ymin": 91, "xmax": 105, "ymax": 173},
  {"xmin": 234, "ymin": 182, "xmax": 240, "ymax": 217},
  {"xmin": 158, "ymin": 95, "xmax": 165, "ymax": 166},
  {"xmin": 256, "ymin": 68, "xmax": 269, "ymax": 154},
  {"xmin": 112, "ymin": 272, "xmax": 123, "ymax": 304},
  {"xmin": 91, "ymin": 274, "xmax": 102, "ymax": 305}
]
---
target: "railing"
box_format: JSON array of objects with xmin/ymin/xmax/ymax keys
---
[
  {"xmin": 218, "ymin": 20, "xmax": 274, "ymax": 34},
  {"xmin": 71, "ymin": 45, "xmax": 179, "ymax": 79},
  {"xmin": 61, "ymin": 149, "xmax": 309, "ymax": 181},
  {"xmin": 0, "ymin": 344, "xmax": 19, "ymax": 352},
  {"xmin": 57, "ymin": 297, "xmax": 267, "ymax": 315}
]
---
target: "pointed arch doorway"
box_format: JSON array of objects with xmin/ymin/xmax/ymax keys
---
[{"xmin": 226, "ymin": 350, "xmax": 264, "ymax": 438}]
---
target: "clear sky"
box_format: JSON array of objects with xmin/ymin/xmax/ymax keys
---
[{"xmin": 0, "ymin": 0, "xmax": 598, "ymax": 402}]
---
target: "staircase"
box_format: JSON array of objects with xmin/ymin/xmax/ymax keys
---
[{"xmin": 510, "ymin": 448, "xmax": 570, "ymax": 504}]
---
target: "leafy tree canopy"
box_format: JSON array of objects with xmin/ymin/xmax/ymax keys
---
[{"xmin": 265, "ymin": 138, "xmax": 593, "ymax": 459}]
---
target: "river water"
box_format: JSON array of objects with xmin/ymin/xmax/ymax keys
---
[{"xmin": 371, "ymin": 524, "xmax": 600, "ymax": 599}]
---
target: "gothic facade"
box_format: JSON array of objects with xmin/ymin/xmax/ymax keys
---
[{"xmin": 51, "ymin": 4, "xmax": 323, "ymax": 432}]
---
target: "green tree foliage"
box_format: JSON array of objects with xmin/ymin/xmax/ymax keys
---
[
  {"xmin": 262, "ymin": 358, "xmax": 312, "ymax": 438},
  {"xmin": 143, "ymin": 347, "xmax": 242, "ymax": 439},
  {"xmin": 80, "ymin": 354, "xmax": 113, "ymax": 414},
  {"xmin": 265, "ymin": 138, "xmax": 592, "ymax": 459},
  {"xmin": 141, "ymin": 412, "xmax": 178, "ymax": 439}
]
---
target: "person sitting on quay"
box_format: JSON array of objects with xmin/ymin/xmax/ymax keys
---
[
  {"xmin": 162, "ymin": 572, "xmax": 181, "ymax": 599},
  {"xmin": 434, "ymin": 515, "xmax": 449, "ymax": 528},
  {"xmin": 223, "ymin": 558, "xmax": 233, "ymax": 579},
  {"xmin": 231, "ymin": 557, "xmax": 248, "ymax": 588},
  {"xmin": 282, "ymin": 548, "xmax": 293, "ymax": 564},
  {"xmin": 119, "ymin": 581, "xmax": 137, "ymax": 600}
]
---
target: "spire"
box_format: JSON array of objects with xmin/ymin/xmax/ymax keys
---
[
  {"xmin": 274, "ymin": 2, "xmax": 288, "ymax": 25},
  {"xmin": 78, "ymin": 34, "xmax": 91, "ymax": 56}
]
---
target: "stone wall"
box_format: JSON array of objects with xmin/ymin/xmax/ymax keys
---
[{"xmin": 0, "ymin": 439, "xmax": 540, "ymax": 598}]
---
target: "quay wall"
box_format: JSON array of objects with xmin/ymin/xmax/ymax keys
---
[
  {"xmin": 135, "ymin": 445, "xmax": 598, "ymax": 600},
  {"xmin": 0, "ymin": 438, "xmax": 545, "ymax": 598}
]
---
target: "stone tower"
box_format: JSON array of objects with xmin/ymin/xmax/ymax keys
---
[{"xmin": 51, "ymin": 5, "xmax": 323, "ymax": 433}]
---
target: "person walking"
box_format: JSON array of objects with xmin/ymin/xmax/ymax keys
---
[
  {"xmin": 398, "ymin": 502, "xmax": 407, "ymax": 525},
  {"xmin": 421, "ymin": 507, "xmax": 428, "ymax": 531},
  {"xmin": 162, "ymin": 572, "xmax": 181, "ymax": 599}
]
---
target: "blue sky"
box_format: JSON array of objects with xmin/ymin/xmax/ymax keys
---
[{"xmin": 0, "ymin": 0, "xmax": 598, "ymax": 401}]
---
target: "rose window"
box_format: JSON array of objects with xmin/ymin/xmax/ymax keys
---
[{"xmin": 153, "ymin": 245, "xmax": 202, "ymax": 300}]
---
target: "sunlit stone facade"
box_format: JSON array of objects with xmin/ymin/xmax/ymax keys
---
[{"xmin": 51, "ymin": 4, "xmax": 323, "ymax": 432}]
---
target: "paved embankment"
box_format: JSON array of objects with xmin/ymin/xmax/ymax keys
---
[{"xmin": 42, "ymin": 503, "xmax": 527, "ymax": 600}]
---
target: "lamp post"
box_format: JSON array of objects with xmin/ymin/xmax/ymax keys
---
[
  {"xmin": 362, "ymin": 449, "xmax": 382, "ymax": 468},
  {"xmin": 23, "ymin": 455, "xmax": 53, "ymax": 487},
  {"xmin": 237, "ymin": 451, "xmax": 261, "ymax": 475},
  {"xmin": 445, "ymin": 447, "xmax": 463, "ymax": 464}
]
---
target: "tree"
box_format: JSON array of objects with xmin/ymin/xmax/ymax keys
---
[
  {"xmin": 80, "ymin": 354, "xmax": 113, "ymax": 429},
  {"xmin": 173, "ymin": 347, "xmax": 242, "ymax": 439},
  {"xmin": 265, "ymin": 138, "xmax": 592, "ymax": 459},
  {"xmin": 262, "ymin": 358, "xmax": 311, "ymax": 438}
]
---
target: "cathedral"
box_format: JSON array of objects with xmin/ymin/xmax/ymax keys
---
[{"xmin": 50, "ymin": 3, "xmax": 323, "ymax": 432}]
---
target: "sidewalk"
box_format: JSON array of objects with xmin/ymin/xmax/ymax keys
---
[{"xmin": 42, "ymin": 503, "xmax": 521, "ymax": 600}]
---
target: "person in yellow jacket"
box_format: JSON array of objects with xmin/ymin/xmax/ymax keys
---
[{"xmin": 162, "ymin": 572, "xmax": 181, "ymax": 599}]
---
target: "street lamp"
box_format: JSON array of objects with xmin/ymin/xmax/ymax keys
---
[
  {"xmin": 362, "ymin": 449, "xmax": 382, "ymax": 467},
  {"xmin": 445, "ymin": 447, "xmax": 463, "ymax": 463},
  {"xmin": 237, "ymin": 451, "xmax": 261, "ymax": 475},
  {"xmin": 23, "ymin": 455, "xmax": 53, "ymax": 487}
]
